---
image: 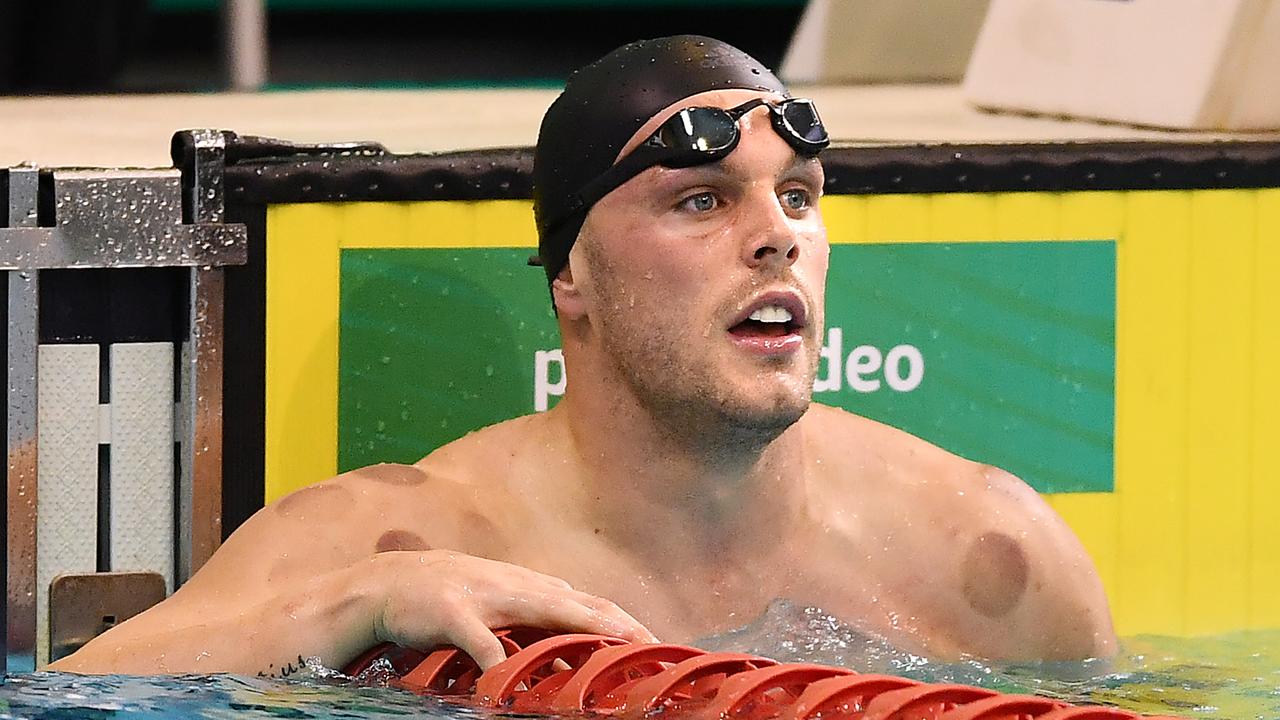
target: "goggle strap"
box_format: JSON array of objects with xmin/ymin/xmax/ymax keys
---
[
  {"xmin": 542, "ymin": 98, "xmax": 828, "ymax": 235},
  {"xmin": 544, "ymin": 148, "xmax": 663, "ymax": 235}
]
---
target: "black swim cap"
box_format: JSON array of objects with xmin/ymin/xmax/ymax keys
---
[{"xmin": 532, "ymin": 35, "xmax": 789, "ymax": 285}]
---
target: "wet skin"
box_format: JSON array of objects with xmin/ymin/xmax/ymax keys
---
[{"xmin": 52, "ymin": 90, "xmax": 1116, "ymax": 676}]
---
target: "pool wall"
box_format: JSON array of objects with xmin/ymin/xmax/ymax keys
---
[{"xmin": 221, "ymin": 141, "xmax": 1280, "ymax": 639}]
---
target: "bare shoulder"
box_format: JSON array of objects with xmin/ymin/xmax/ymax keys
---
[
  {"xmin": 179, "ymin": 451, "xmax": 519, "ymax": 604},
  {"xmin": 801, "ymin": 403, "xmax": 976, "ymax": 483},
  {"xmin": 804, "ymin": 403, "xmax": 1116, "ymax": 659},
  {"xmin": 806, "ymin": 402, "xmax": 1053, "ymax": 516},
  {"xmin": 114, "ymin": 420, "xmax": 549, "ymax": 633},
  {"xmin": 413, "ymin": 413, "xmax": 547, "ymax": 476},
  {"xmin": 176, "ymin": 464, "xmax": 431, "ymax": 595}
]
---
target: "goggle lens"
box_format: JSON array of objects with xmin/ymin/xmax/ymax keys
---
[
  {"xmin": 653, "ymin": 107, "xmax": 740, "ymax": 165},
  {"xmin": 779, "ymin": 99, "xmax": 827, "ymax": 147}
]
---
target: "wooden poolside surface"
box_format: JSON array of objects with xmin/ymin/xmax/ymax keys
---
[{"xmin": 3, "ymin": 84, "xmax": 1279, "ymax": 169}]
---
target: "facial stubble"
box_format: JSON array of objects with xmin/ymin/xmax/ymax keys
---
[{"xmin": 583, "ymin": 240, "xmax": 821, "ymax": 453}]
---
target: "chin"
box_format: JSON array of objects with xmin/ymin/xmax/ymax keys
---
[{"xmin": 715, "ymin": 389, "xmax": 811, "ymax": 437}]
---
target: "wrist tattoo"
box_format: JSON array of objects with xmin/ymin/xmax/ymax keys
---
[{"xmin": 257, "ymin": 654, "xmax": 307, "ymax": 679}]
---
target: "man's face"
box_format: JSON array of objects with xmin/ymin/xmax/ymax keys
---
[{"xmin": 564, "ymin": 89, "xmax": 829, "ymax": 436}]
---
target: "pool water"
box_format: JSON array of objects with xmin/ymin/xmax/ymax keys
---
[
  {"xmin": 699, "ymin": 602, "xmax": 1280, "ymax": 720},
  {"xmin": 1, "ymin": 602, "xmax": 1276, "ymax": 719}
]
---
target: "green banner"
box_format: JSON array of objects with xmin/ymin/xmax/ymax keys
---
[{"xmin": 339, "ymin": 241, "xmax": 1114, "ymax": 493}]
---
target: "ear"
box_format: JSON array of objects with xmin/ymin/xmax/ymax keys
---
[{"xmin": 551, "ymin": 262, "xmax": 588, "ymax": 320}]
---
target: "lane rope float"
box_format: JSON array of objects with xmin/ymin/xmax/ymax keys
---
[{"xmin": 344, "ymin": 630, "xmax": 1184, "ymax": 720}]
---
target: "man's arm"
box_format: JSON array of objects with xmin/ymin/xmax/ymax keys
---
[
  {"xmin": 51, "ymin": 549, "xmax": 650, "ymax": 675},
  {"xmin": 50, "ymin": 557, "xmax": 385, "ymax": 676},
  {"xmin": 960, "ymin": 464, "xmax": 1118, "ymax": 660},
  {"xmin": 49, "ymin": 468, "xmax": 654, "ymax": 675}
]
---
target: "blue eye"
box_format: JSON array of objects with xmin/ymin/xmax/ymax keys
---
[
  {"xmin": 681, "ymin": 192, "xmax": 718, "ymax": 212},
  {"xmin": 781, "ymin": 188, "xmax": 811, "ymax": 211}
]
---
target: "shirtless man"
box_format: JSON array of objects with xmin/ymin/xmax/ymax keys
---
[{"xmin": 53, "ymin": 35, "xmax": 1115, "ymax": 676}]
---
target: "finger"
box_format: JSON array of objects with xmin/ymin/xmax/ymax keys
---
[
  {"xmin": 543, "ymin": 575, "xmax": 575, "ymax": 591},
  {"xmin": 563, "ymin": 591, "xmax": 659, "ymax": 643},
  {"xmin": 468, "ymin": 556, "xmax": 575, "ymax": 591},
  {"xmin": 492, "ymin": 591, "xmax": 658, "ymax": 643},
  {"xmin": 442, "ymin": 615, "xmax": 510, "ymax": 670}
]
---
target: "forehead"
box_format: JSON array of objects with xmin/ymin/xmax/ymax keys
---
[{"xmin": 614, "ymin": 88, "xmax": 789, "ymax": 162}]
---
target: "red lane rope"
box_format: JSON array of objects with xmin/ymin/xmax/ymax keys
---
[
  {"xmin": 783, "ymin": 674, "xmax": 921, "ymax": 720},
  {"xmin": 549, "ymin": 642, "xmax": 707, "ymax": 714},
  {"xmin": 343, "ymin": 631, "xmax": 1186, "ymax": 720},
  {"xmin": 474, "ymin": 633, "xmax": 629, "ymax": 710}
]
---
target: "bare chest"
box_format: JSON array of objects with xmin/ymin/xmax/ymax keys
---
[{"xmin": 525, "ymin": 508, "xmax": 1032, "ymax": 659}]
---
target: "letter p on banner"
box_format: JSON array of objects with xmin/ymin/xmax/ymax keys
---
[{"xmin": 534, "ymin": 349, "xmax": 566, "ymax": 412}]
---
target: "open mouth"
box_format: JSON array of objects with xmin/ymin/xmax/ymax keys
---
[
  {"xmin": 728, "ymin": 305, "xmax": 802, "ymax": 338},
  {"xmin": 726, "ymin": 292, "xmax": 808, "ymax": 354}
]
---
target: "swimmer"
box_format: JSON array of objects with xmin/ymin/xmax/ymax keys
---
[{"xmin": 52, "ymin": 35, "xmax": 1115, "ymax": 676}]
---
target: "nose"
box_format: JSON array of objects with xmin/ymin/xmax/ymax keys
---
[{"xmin": 741, "ymin": 196, "xmax": 800, "ymax": 270}]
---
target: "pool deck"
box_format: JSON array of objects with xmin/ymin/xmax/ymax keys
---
[{"xmin": 3, "ymin": 84, "xmax": 1280, "ymax": 169}]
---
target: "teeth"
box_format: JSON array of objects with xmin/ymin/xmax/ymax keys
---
[{"xmin": 748, "ymin": 305, "xmax": 794, "ymax": 324}]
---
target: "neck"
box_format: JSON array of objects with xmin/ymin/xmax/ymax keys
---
[{"xmin": 546, "ymin": 360, "xmax": 813, "ymax": 569}]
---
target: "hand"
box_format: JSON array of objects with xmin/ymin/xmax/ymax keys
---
[{"xmin": 367, "ymin": 549, "xmax": 657, "ymax": 669}]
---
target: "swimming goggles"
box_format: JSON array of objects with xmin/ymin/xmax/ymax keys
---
[{"xmin": 546, "ymin": 97, "xmax": 829, "ymax": 233}]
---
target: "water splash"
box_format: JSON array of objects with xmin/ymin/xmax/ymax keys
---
[{"xmin": 696, "ymin": 600, "xmax": 1280, "ymax": 719}]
